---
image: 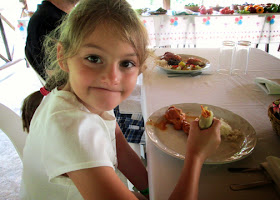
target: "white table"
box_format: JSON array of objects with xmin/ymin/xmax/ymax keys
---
[{"xmin": 141, "ymin": 48, "xmax": 280, "ymax": 200}]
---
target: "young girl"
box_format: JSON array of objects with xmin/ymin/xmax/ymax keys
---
[{"xmin": 20, "ymin": 0, "xmax": 221, "ymax": 199}]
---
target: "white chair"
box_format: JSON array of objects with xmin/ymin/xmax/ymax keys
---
[{"xmin": 0, "ymin": 103, "xmax": 27, "ymax": 161}]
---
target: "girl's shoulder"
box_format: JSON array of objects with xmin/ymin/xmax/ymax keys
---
[
  {"xmin": 43, "ymin": 89, "xmax": 115, "ymax": 127},
  {"xmin": 46, "ymin": 88, "xmax": 87, "ymax": 113}
]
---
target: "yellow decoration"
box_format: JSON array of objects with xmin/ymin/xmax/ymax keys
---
[
  {"xmin": 256, "ymin": 6, "xmax": 264, "ymax": 13},
  {"xmin": 245, "ymin": 6, "xmax": 250, "ymax": 11}
]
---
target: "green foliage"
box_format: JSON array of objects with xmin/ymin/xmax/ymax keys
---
[{"xmin": 185, "ymin": 3, "xmax": 198, "ymax": 7}]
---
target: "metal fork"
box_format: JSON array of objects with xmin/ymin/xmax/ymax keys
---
[{"xmin": 167, "ymin": 71, "xmax": 202, "ymax": 78}]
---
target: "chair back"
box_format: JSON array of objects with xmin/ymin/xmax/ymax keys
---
[{"xmin": 0, "ymin": 103, "xmax": 27, "ymax": 161}]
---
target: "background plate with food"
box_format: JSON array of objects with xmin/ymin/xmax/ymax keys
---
[
  {"xmin": 156, "ymin": 52, "xmax": 210, "ymax": 74},
  {"xmin": 145, "ymin": 103, "xmax": 257, "ymax": 164}
]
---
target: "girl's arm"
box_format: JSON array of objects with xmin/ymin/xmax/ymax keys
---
[
  {"xmin": 67, "ymin": 166, "xmax": 139, "ymax": 200},
  {"xmin": 66, "ymin": 123, "xmax": 148, "ymax": 200},
  {"xmin": 169, "ymin": 118, "xmax": 221, "ymax": 200},
  {"xmin": 115, "ymin": 123, "xmax": 149, "ymax": 195},
  {"xmin": 169, "ymin": 154, "xmax": 204, "ymax": 200},
  {"xmin": 67, "ymin": 119, "xmax": 219, "ymax": 200}
]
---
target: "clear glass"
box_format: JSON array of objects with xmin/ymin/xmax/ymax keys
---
[
  {"xmin": 231, "ymin": 41, "xmax": 251, "ymax": 75},
  {"xmin": 218, "ymin": 41, "xmax": 235, "ymax": 74}
]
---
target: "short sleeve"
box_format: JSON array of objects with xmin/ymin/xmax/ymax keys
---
[{"xmin": 42, "ymin": 110, "xmax": 117, "ymax": 185}]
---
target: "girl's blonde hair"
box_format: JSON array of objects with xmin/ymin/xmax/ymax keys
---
[{"xmin": 22, "ymin": 0, "xmax": 149, "ymax": 132}]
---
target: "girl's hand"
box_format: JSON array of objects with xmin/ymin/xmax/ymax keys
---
[
  {"xmin": 169, "ymin": 118, "xmax": 221, "ymax": 200},
  {"xmin": 186, "ymin": 118, "xmax": 221, "ymax": 162}
]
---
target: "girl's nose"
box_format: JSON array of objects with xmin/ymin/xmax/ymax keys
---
[{"xmin": 101, "ymin": 63, "xmax": 121, "ymax": 86}]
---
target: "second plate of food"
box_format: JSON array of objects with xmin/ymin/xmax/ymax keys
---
[
  {"xmin": 156, "ymin": 53, "xmax": 210, "ymax": 74},
  {"xmin": 145, "ymin": 103, "xmax": 257, "ymax": 164}
]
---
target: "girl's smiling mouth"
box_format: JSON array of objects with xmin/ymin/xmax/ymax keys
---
[{"xmin": 91, "ymin": 86, "xmax": 121, "ymax": 93}]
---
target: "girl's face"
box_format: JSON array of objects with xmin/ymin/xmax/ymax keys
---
[{"xmin": 58, "ymin": 25, "xmax": 140, "ymax": 114}]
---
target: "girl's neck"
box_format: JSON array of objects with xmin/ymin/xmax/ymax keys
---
[
  {"xmin": 100, "ymin": 112, "xmax": 115, "ymax": 121},
  {"xmin": 59, "ymin": 84, "xmax": 111, "ymax": 119}
]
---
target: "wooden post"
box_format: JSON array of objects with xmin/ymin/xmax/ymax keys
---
[
  {"xmin": 163, "ymin": 0, "xmax": 170, "ymax": 10},
  {"xmin": 0, "ymin": 14, "xmax": 12, "ymax": 62}
]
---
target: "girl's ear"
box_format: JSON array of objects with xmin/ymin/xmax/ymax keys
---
[{"xmin": 57, "ymin": 43, "xmax": 69, "ymax": 72}]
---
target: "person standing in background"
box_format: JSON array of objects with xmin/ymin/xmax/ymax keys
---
[{"xmin": 25, "ymin": 0, "xmax": 79, "ymax": 80}]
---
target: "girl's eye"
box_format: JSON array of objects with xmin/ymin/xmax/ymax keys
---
[
  {"xmin": 120, "ymin": 60, "xmax": 136, "ymax": 68},
  {"xmin": 86, "ymin": 55, "xmax": 102, "ymax": 64}
]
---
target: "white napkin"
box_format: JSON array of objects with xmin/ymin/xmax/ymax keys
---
[
  {"xmin": 261, "ymin": 156, "xmax": 280, "ymax": 190},
  {"xmin": 254, "ymin": 77, "xmax": 280, "ymax": 95}
]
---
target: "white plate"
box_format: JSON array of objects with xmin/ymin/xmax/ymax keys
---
[
  {"xmin": 157, "ymin": 54, "xmax": 210, "ymax": 74},
  {"xmin": 145, "ymin": 103, "xmax": 257, "ymax": 164}
]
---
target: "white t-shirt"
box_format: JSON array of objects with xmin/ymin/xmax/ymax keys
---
[{"xmin": 20, "ymin": 88, "xmax": 118, "ymax": 200}]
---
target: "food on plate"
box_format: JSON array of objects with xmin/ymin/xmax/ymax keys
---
[
  {"xmin": 157, "ymin": 52, "xmax": 207, "ymax": 71},
  {"xmin": 199, "ymin": 6, "xmax": 207, "ymax": 14},
  {"xmin": 160, "ymin": 52, "xmax": 182, "ymax": 62},
  {"xmin": 199, "ymin": 105, "xmax": 214, "ymax": 129},
  {"xmin": 146, "ymin": 104, "xmax": 253, "ymax": 163},
  {"xmin": 187, "ymin": 58, "xmax": 205, "ymax": 66},
  {"xmin": 198, "ymin": 105, "xmax": 243, "ymax": 141},
  {"xmin": 220, "ymin": 119, "xmax": 243, "ymax": 142},
  {"xmin": 237, "ymin": 9, "xmax": 250, "ymax": 14},
  {"xmin": 219, "ymin": 118, "xmax": 232, "ymax": 135},
  {"xmin": 199, "ymin": 6, "xmax": 213, "ymax": 14},
  {"xmin": 164, "ymin": 106, "xmax": 190, "ymax": 134},
  {"xmin": 220, "ymin": 7, "xmax": 234, "ymax": 14},
  {"xmin": 207, "ymin": 7, "xmax": 213, "ymax": 14},
  {"xmin": 150, "ymin": 105, "xmax": 244, "ymax": 142},
  {"xmin": 182, "ymin": 120, "xmax": 191, "ymax": 134},
  {"xmin": 164, "ymin": 106, "xmax": 186, "ymax": 130}
]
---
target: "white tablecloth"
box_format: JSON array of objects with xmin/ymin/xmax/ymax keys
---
[
  {"xmin": 141, "ymin": 48, "xmax": 280, "ymax": 200},
  {"xmin": 140, "ymin": 14, "xmax": 280, "ymax": 47},
  {"xmin": 17, "ymin": 14, "xmax": 280, "ymax": 49}
]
